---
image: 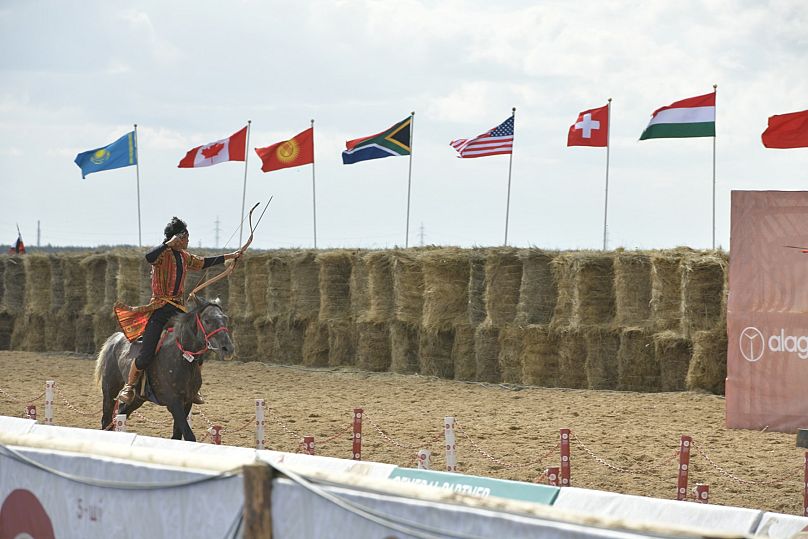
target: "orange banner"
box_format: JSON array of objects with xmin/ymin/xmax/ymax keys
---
[{"xmin": 727, "ymin": 191, "xmax": 808, "ymax": 432}]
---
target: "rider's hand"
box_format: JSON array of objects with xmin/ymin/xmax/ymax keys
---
[{"xmin": 165, "ymin": 235, "xmax": 182, "ymax": 248}]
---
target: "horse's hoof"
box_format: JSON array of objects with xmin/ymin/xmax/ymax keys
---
[{"xmin": 192, "ymin": 393, "xmax": 205, "ymax": 405}]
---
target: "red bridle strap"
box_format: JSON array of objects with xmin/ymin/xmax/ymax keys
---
[{"xmin": 175, "ymin": 312, "xmax": 229, "ymax": 359}]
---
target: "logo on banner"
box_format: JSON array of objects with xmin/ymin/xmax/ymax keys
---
[
  {"xmin": 0, "ymin": 489, "xmax": 55, "ymax": 539},
  {"xmin": 740, "ymin": 326, "xmax": 808, "ymax": 362}
]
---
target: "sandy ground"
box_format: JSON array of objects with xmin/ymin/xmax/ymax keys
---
[{"xmin": 0, "ymin": 350, "xmax": 804, "ymax": 516}]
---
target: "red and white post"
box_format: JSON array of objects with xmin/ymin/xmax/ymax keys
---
[
  {"xmin": 695, "ymin": 483, "xmax": 709, "ymax": 504},
  {"xmin": 444, "ymin": 416, "xmax": 457, "ymax": 472},
  {"xmin": 25, "ymin": 404, "xmax": 36, "ymax": 421},
  {"xmin": 560, "ymin": 428, "xmax": 571, "ymax": 486},
  {"xmin": 114, "ymin": 414, "xmax": 127, "ymax": 432},
  {"xmin": 546, "ymin": 466, "xmax": 560, "ymax": 486},
  {"xmin": 44, "ymin": 380, "xmax": 55, "ymax": 424},
  {"xmin": 417, "ymin": 449, "xmax": 431, "ymax": 470},
  {"xmin": 255, "ymin": 399, "xmax": 266, "ymax": 450},
  {"xmin": 210, "ymin": 425, "xmax": 223, "ymax": 445},
  {"xmin": 352, "ymin": 408, "xmax": 363, "ymax": 460},
  {"xmin": 677, "ymin": 435, "xmax": 692, "ymax": 501},
  {"xmin": 303, "ymin": 435, "xmax": 315, "ymax": 455}
]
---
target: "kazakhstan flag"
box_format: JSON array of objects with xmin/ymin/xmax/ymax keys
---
[{"xmin": 74, "ymin": 131, "xmax": 137, "ymax": 179}]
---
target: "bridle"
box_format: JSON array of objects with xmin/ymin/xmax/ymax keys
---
[{"xmin": 175, "ymin": 304, "xmax": 230, "ymax": 362}]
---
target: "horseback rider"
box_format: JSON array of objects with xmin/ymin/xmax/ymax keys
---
[{"xmin": 116, "ymin": 216, "xmax": 241, "ymax": 405}]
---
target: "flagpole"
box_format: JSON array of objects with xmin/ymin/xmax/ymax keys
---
[
  {"xmin": 603, "ymin": 99, "xmax": 612, "ymax": 251},
  {"xmin": 405, "ymin": 111, "xmax": 415, "ymax": 248},
  {"xmin": 712, "ymin": 84, "xmax": 717, "ymax": 250},
  {"xmin": 134, "ymin": 123, "xmax": 142, "ymax": 247},
  {"xmin": 504, "ymin": 107, "xmax": 516, "ymax": 246},
  {"xmin": 311, "ymin": 119, "xmax": 318, "ymax": 249},
  {"xmin": 239, "ymin": 120, "xmax": 252, "ymax": 246}
]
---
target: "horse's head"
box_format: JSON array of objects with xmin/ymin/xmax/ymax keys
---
[{"xmin": 186, "ymin": 297, "xmax": 235, "ymax": 360}]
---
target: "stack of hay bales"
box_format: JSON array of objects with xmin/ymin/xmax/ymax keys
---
[
  {"xmin": 0, "ymin": 259, "xmax": 12, "ymax": 350},
  {"xmin": 2, "ymin": 256, "xmax": 25, "ymax": 350},
  {"xmin": 256, "ymin": 253, "xmax": 295, "ymax": 363},
  {"xmin": 79, "ymin": 254, "xmax": 112, "ymax": 353},
  {"xmin": 516, "ymin": 250, "xmax": 557, "ymax": 326},
  {"xmin": 318, "ymin": 250, "xmax": 354, "ymax": 367},
  {"xmin": 357, "ymin": 252, "xmax": 392, "ymax": 372},
  {"xmin": 239, "ymin": 253, "xmax": 270, "ymax": 361},
  {"xmin": 61, "ymin": 255, "xmax": 88, "ymax": 352},
  {"xmin": 478, "ymin": 248, "xmax": 522, "ymax": 383},
  {"xmin": 292, "ymin": 252, "xmax": 321, "ymax": 366},
  {"xmin": 45, "ymin": 256, "xmax": 65, "ymax": 351},
  {"xmin": 15, "ymin": 255, "xmax": 50, "ymax": 351},
  {"xmin": 390, "ymin": 251, "xmax": 422, "ymax": 373}
]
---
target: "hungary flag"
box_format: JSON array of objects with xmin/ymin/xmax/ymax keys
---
[{"xmin": 640, "ymin": 92, "xmax": 715, "ymax": 140}]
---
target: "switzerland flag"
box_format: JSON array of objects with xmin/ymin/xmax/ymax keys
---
[
  {"xmin": 567, "ymin": 104, "xmax": 609, "ymax": 147},
  {"xmin": 178, "ymin": 126, "xmax": 248, "ymax": 168},
  {"xmin": 255, "ymin": 127, "xmax": 314, "ymax": 172}
]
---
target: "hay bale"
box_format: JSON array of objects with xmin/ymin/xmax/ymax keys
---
[
  {"xmin": 60, "ymin": 256, "xmax": 86, "ymax": 352},
  {"xmin": 92, "ymin": 312, "xmax": 118, "ymax": 352},
  {"xmin": 618, "ymin": 328, "xmax": 660, "ymax": 391},
  {"xmin": 2, "ymin": 255, "xmax": 26, "ymax": 314},
  {"xmin": 290, "ymin": 251, "xmax": 320, "ymax": 322},
  {"xmin": 550, "ymin": 254, "xmax": 575, "ymax": 328},
  {"xmin": 687, "ymin": 328, "xmax": 726, "ymax": 394},
  {"xmin": 317, "ymin": 251, "xmax": 352, "ymax": 322},
  {"xmin": 498, "ymin": 325, "xmax": 523, "ymax": 384},
  {"xmin": 614, "ymin": 253, "xmax": 652, "ymax": 327},
  {"xmin": 253, "ymin": 316, "xmax": 274, "ymax": 361},
  {"xmin": 103, "ymin": 255, "xmax": 119, "ymax": 312},
  {"xmin": 484, "ymin": 248, "xmax": 522, "ymax": 326},
  {"xmin": 650, "ymin": 253, "xmax": 683, "ymax": 331},
  {"xmin": 350, "ymin": 251, "xmax": 370, "ymax": 319},
  {"xmin": 421, "ymin": 249, "xmax": 469, "ymax": 331},
  {"xmin": 574, "ymin": 253, "xmax": 615, "ymax": 326},
  {"xmin": 557, "ymin": 326, "xmax": 588, "ymax": 388},
  {"xmin": 0, "ymin": 258, "xmax": 5, "ymax": 310},
  {"xmin": 115, "ymin": 254, "xmax": 142, "ymax": 307},
  {"xmin": 584, "ymin": 326, "xmax": 620, "ymax": 390},
  {"xmin": 267, "ymin": 253, "xmax": 292, "ymax": 319},
  {"xmin": 14, "ymin": 313, "xmax": 46, "ymax": 351},
  {"xmin": 467, "ymin": 252, "xmax": 486, "ymax": 326},
  {"xmin": 654, "ymin": 330, "xmax": 692, "ymax": 391},
  {"xmin": 364, "ymin": 252, "xmax": 394, "ymax": 323},
  {"xmin": 272, "ymin": 318, "xmax": 305, "ymax": 364},
  {"xmin": 0, "ymin": 312, "xmax": 12, "ymax": 350},
  {"xmin": 245, "ymin": 253, "xmax": 271, "ymax": 318},
  {"xmin": 390, "ymin": 320, "xmax": 419, "ymax": 374},
  {"xmin": 475, "ymin": 323, "xmax": 500, "ymax": 383},
  {"xmin": 452, "ymin": 324, "xmax": 476, "ymax": 381},
  {"xmin": 80, "ymin": 255, "xmax": 107, "ymax": 315},
  {"xmin": 681, "ymin": 254, "xmax": 726, "ymax": 337},
  {"xmin": 227, "ymin": 259, "xmax": 248, "ymax": 315},
  {"xmin": 392, "ymin": 253, "xmax": 423, "ymax": 325},
  {"xmin": 45, "ymin": 256, "xmax": 65, "ymax": 351},
  {"xmin": 74, "ymin": 314, "xmax": 95, "ymax": 354},
  {"xmin": 357, "ymin": 321, "xmax": 390, "ymax": 372},
  {"xmin": 328, "ymin": 320, "xmax": 356, "ymax": 367},
  {"xmin": 232, "ymin": 315, "xmax": 258, "ymax": 360},
  {"xmin": 521, "ymin": 325, "xmax": 559, "ymax": 386},
  {"xmin": 420, "ymin": 328, "xmax": 454, "ymax": 378},
  {"xmin": 302, "ymin": 321, "xmax": 329, "ymax": 367},
  {"xmin": 516, "ymin": 250, "xmax": 557, "ymax": 325},
  {"xmin": 24, "ymin": 255, "xmax": 51, "ymax": 315}
]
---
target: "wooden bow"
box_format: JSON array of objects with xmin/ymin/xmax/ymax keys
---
[{"xmin": 188, "ymin": 202, "xmax": 261, "ymax": 300}]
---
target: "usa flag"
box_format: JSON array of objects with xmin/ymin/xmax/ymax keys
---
[{"xmin": 450, "ymin": 115, "xmax": 514, "ymax": 158}]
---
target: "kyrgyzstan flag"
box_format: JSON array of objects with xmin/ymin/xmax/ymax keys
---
[
  {"xmin": 255, "ymin": 127, "xmax": 314, "ymax": 172},
  {"xmin": 178, "ymin": 126, "xmax": 248, "ymax": 168},
  {"xmin": 567, "ymin": 104, "xmax": 609, "ymax": 147},
  {"xmin": 762, "ymin": 109, "xmax": 808, "ymax": 149}
]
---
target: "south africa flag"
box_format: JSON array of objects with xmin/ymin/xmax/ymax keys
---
[{"xmin": 342, "ymin": 116, "xmax": 412, "ymax": 165}]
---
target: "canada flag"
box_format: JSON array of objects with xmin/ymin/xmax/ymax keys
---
[
  {"xmin": 178, "ymin": 126, "xmax": 248, "ymax": 168},
  {"xmin": 567, "ymin": 105, "xmax": 609, "ymax": 147}
]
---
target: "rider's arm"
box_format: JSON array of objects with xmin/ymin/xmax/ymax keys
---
[
  {"xmin": 145, "ymin": 243, "xmax": 168, "ymax": 264},
  {"xmin": 202, "ymin": 255, "xmax": 226, "ymax": 268}
]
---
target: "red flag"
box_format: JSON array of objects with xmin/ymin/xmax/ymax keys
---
[
  {"xmin": 762, "ymin": 109, "xmax": 808, "ymax": 149},
  {"xmin": 255, "ymin": 128, "xmax": 314, "ymax": 172},
  {"xmin": 568, "ymin": 105, "xmax": 609, "ymax": 147},
  {"xmin": 178, "ymin": 126, "xmax": 248, "ymax": 168}
]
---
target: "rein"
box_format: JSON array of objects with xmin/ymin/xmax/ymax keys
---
[{"xmin": 174, "ymin": 305, "xmax": 230, "ymax": 362}]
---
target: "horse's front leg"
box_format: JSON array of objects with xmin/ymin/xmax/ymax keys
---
[{"xmin": 167, "ymin": 400, "xmax": 195, "ymax": 441}]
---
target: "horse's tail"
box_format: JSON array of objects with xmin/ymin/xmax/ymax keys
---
[{"xmin": 94, "ymin": 334, "xmax": 119, "ymax": 387}]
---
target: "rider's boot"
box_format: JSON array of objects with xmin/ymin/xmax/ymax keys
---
[
  {"xmin": 192, "ymin": 392, "xmax": 205, "ymax": 405},
  {"xmin": 117, "ymin": 362, "xmax": 142, "ymax": 405}
]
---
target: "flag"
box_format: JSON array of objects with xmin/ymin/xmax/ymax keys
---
[
  {"xmin": 255, "ymin": 127, "xmax": 314, "ymax": 172},
  {"xmin": 74, "ymin": 131, "xmax": 137, "ymax": 179},
  {"xmin": 639, "ymin": 92, "xmax": 715, "ymax": 140},
  {"xmin": 342, "ymin": 117, "xmax": 411, "ymax": 165},
  {"xmin": 178, "ymin": 126, "xmax": 248, "ymax": 168},
  {"xmin": 568, "ymin": 105, "xmax": 609, "ymax": 147},
  {"xmin": 762, "ymin": 109, "xmax": 808, "ymax": 149},
  {"xmin": 450, "ymin": 115, "xmax": 514, "ymax": 158}
]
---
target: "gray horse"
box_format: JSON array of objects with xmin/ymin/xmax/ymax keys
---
[{"xmin": 94, "ymin": 298, "xmax": 234, "ymax": 441}]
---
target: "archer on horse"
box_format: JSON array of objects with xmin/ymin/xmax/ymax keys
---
[{"xmin": 114, "ymin": 216, "xmax": 243, "ymax": 405}]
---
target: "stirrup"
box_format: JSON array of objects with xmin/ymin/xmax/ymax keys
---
[{"xmin": 117, "ymin": 384, "xmax": 136, "ymax": 405}]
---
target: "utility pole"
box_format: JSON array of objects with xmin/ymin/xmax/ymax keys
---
[
  {"xmin": 37, "ymin": 220, "xmax": 41, "ymax": 247},
  {"xmin": 419, "ymin": 222, "xmax": 425, "ymax": 247},
  {"xmin": 214, "ymin": 216, "xmax": 221, "ymax": 249}
]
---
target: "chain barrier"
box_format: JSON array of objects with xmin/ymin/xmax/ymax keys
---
[
  {"xmin": 197, "ymin": 409, "xmax": 214, "ymax": 430},
  {"xmin": 572, "ymin": 433, "xmax": 679, "ymax": 476},
  {"xmin": 132, "ymin": 411, "xmax": 171, "ymax": 427},
  {"xmin": 265, "ymin": 408, "xmax": 302, "ymax": 442},
  {"xmin": 220, "ymin": 415, "xmax": 256, "ymax": 436},
  {"xmin": 532, "ymin": 469, "xmax": 548, "ymax": 484},
  {"xmin": 54, "ymin": 387, "xmax": 102, "ymax": 418},
  {"xmin": 691, "ymin": 440, "xmax": 757, "ymax": 486},
  {"xmin": 455, "ymin": 421, "xmax": 559, "ymax": 470},
  {"xmin": 364, "ymin": 413, "xmax": 443, "ymax": 450},
  {"xmin": 0, "ymin": 386, "xmax": 45, "ymax": 404},
  {"xmin": 317, "ymin": 424, "xmax": 353, "ymax": 446}
]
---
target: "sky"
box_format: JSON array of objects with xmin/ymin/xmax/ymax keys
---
[{"xmin": 1, "ymin": 0, "xmax": 807, "ymax": 252}]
